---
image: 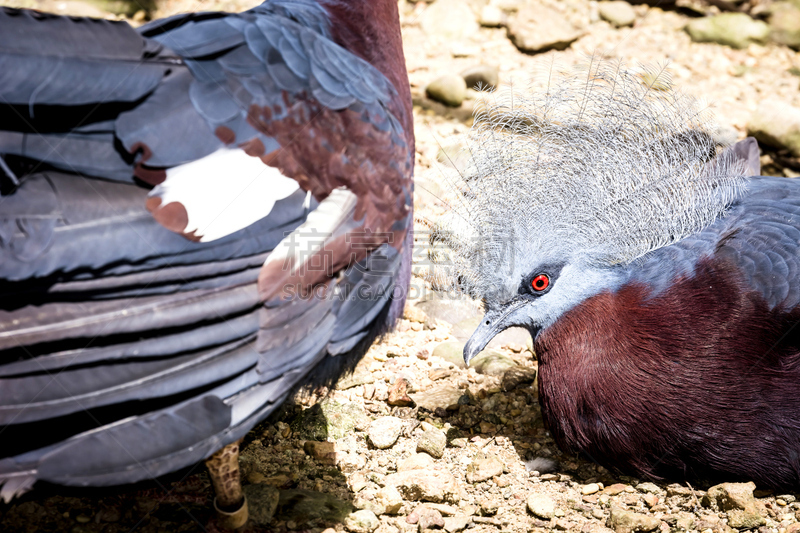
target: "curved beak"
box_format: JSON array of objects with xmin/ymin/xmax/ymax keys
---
[{"xmin": 463, "ymin": 300, "xmax": 527, "ymax": 365}]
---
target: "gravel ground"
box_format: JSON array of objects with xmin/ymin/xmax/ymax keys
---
[{"xmin": 2, "ymin": 1, "xmax": 800, "ymax": 532}]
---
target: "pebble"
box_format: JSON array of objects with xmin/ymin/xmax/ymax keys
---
[
  {"xmin": 471, "ymin": 350, "xmax": 517, "ymax": 376},
  {"xmin": 426, "ymin": 75, "xmax": 467, "ymax": 107},
  {"xmin": 443, "ymin": 515, "xmax": 472, "ymax": 533},
  {"xmin": 748, "ymin": 101, "xmax": 800, "ymax": 158},
  {"xmin": 769, "ymin": 2, "xmax": 800, "ymax": 50},
  {"xmin": 460, "ymin": 65, "xmax": 499, "ymax": 91},
  {"xmin": 466, "ymin": 452, "xmax": 504, "ymax": 483},
  {"xmin": 368, "ymin": 416, "xmax": 404, "ymax": 449},
  {"xmin": 598, "ymin": 1, "xmax": 636, "ymax": 27},
  {"xmin": 527, "ymin": 494, "xmax": 555, "ymax": 519},
  {"xmin": 636, "ymin": 482, "xmax": 661, "ymax": 494},
  {"xmin": 407, "ymin": 505, "xmax": 444, "ymax": 529},
  {"xmin": 355, "ymin": 487, "xmax": 403, "ymax": 516},
  {"xmin": 431, "ymin": 342, "xmax": 468, "ymax": 369},
  {"xmin": 507, "ymin": 3, "xmax": 585, "ymax": 53},
  {"xmin": 582, "ymin": 483, "xmax": 601, "ymax": 495},
  {"xmin": 398, "ymin": 452, "xmax": 436, "ymax": 472},
  {"xmin": 417, "ymin": 427, "xmax": 447, "ymax": 458},
  {"xmin": 703, "ymin": 482, "xmax": 765, "ymax": 529},
  {"xmin": 345, "ymin": 510, "xmax": 380, "ymax": 533},
  {"xmin": 387, "ymin": 378, "xmax": 415, "ymax": 407},
  {"xmin": 420, "ymin": 0, "xmax": 479, "ymax": 41},
  {"xmin": 384, "ymin": 469, "xmax": 460, "ymax": 504},
  {"xmin": 479, "ymin": 497, "xmax": 499, "ymax": 516},
  {"xmin": 685, "ymin": 13, "xmax": 769, "ymax": 49},
  {"xmin": 608, "ymin": 505, "xmax": 661, "ymax": 533},
  {"xmin": 303, "ymin": 441, "xmax": 337, "ymax": 465},
  {"xmin": 276, "ymin": 489, "xmax": 352, "ymax": 525},
  {"xmin": 479, "ymin": 5, "xmax": 505, "ymax": 27},
  {"xmin": 410, "ymin": 383, "xmax": 465, "ymax": 411}
]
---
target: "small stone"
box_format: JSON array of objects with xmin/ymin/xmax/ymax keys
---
[
  {"xmin": 479, "ymin": 5, "xmax": 505, "ymax": 27},
  {"xmin": 291, "ymin": 399, "xmax": 369, "ymax": 441},
  {"xmin": 703, "ymin": 482, "xmax": 766, "ymax": 528},
  {"xmin": 583, "ymin": 483, "xmax": 601, "ymax": 495},
  {"xmin": 244, "ymin": 484, "xmax": 280, "ymax": 526},
  {"xmin": 420, "ymin": 0, "xmax": 479, "ymax": 41},
  {"xmin": 443, "ymin": 515, "xmax": 472, "ymax": 533},
  {"xmin": 598, "ymin": 1, "xmax": 636, "ymax": 27},
  {"xmin": 643, "ymin": 494, "xmax": 659, "ymax": 508},
  {"xmin": 398, "ymin": 453, "xmax": 436, "ymax": 471},
  {"xmin": 479, "ymin": 497, "xmax": 499, "ymax": 516},
  {"xmin": 426, "ymin": 75, "xmax": 467, "ymax": 107},
  {"xmin": 607, "ymin": 506, "xmax": 661, "ymax": 533},
  {"xmin": 75, "ymin": 515, "xmax": 91, "ymax": 524},
  {"xmin": 665, "ymin": 485, "xmax": 694, "ymax": 497},
  {"xmin": 408, "ymin": 505, "xmax": 445, "ymax": 529},
  {"xmin": 702, "ymin": 482, "xmax": 759, "ymax": 511},
  {"xmin": 769, "ymin": 2, "xmax": 800, "ymax": 50},
  {"xmin": 304, "ymin": 441, "xmax": 337, "ymax": 465},
  {"xmin": 376, "ymin": 487, "xmax": 404, "ymax": 515},
  {"xmin": 604, "ymin": 484, "xmax": 630, "ymax": 496},
  {"xmin": 355, "ymin": 487, "xmax": 403, "ymax": 516},
  {"xmin": 501, "ymin": 367, "xmax": 537, "ymax": 391},
  {"xmin": 410, "ymin": 384, "xmax": 465, "ymax": 411},
  {"xmin": 404, "ymin": 304, "xmax": 428, "ymax": 323},
  {"xmin": 748, "ymin": 101, "xmax": 800, "ymax": 158},
  {"xmin": 388, "ymin": 378, "xmax": 415, "ymax": 407},
  {"xmin": 527, "ymin": 494, "xmax": 555, "ymax": 519},
  {"xmin": 507, "ymin": 3, "xmax": 585, "ymax": 53},
  {"xmin": 96, "ymin": 508, "xmax": 121, "ymax": 523},
  {"xmin": 338, "ymin": 364, "xmax": 376, "ymax": 390},
  {"xmin": 417, "ymin": 427, "xmax": 447, "ymax": 459},
  {"xmin": 345, "ymin": 510, "xmax": 380, "ymax": 533},
  {"xmin": 466, "ymin": 452, "xmax": 504, "ymax": 483},
  {"xmin": 278, "ymin": 489, "xmax": 353, "ymax": 524},
  {"xmin": 384, "ymin": 469, "xmax": 460, "ymax": 504},
  {"xmin": 470, "ymin": 350, "xmax": 517, "ymax": 376},
  {"xmin": 428, "ymin": 368, "xmax": 451, "ymax": 381},
  {"xmin": 460, "ymin": 65, "xmax": 499, "ymax": 91},
  {"xmin": 636, "ymin": 482, "xmax": 661, "ymax": 494},
  {"xmin": 431, "ymin": 343, "xmax": 468, "ymax": 369},
  {"xmin": 685, "ymin": 13, "xmax": 769, "ymax": 49},
  {"xmin": 369, "ymin": 416, "xmax": 404, "ymax": 449},
  {"xmin": 675, "ymin": 516, "xmax": 695, "ymax": 531}
]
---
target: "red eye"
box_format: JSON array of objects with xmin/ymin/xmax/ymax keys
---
[{"xmin": 531, "ymin": 274, "xmax": 550, "ymax": 292}]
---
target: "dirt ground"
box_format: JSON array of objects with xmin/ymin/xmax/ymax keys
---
[{"xmin": 2, "ymin": 0, "xmax": 800, "ymax": 532}]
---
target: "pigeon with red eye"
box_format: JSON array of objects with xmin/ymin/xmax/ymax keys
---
[
  {"xmin": 435, "ymin": 60, "xmax": 800, "ymax": 490},
  {"xmin": 0, "ymin": 0, "xmax": 413, "ymax": 520}
]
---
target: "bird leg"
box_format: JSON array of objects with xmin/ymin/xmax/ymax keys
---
[{"xmin": 205, "ymin": 439, "xmax": 248, "ymax": 529}]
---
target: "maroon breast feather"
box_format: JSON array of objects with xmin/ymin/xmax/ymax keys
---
[{"xmin": 536, "ymin": 254, "xmax": 800, "ymax": 489}]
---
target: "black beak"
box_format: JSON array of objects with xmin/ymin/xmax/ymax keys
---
[{"xmin": 463, "ymin": 301, "xmax": 526, "ymax": 364}]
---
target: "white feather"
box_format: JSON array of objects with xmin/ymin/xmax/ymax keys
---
[{"xmin": 150, "ymin": 148, "xmax": 300, "ymax": 242}]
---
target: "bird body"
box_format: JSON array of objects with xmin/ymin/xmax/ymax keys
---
[
  {"xmin": 439, "ymin": 60, "xmax": 800, "ymax": 489},
  {"xmin": 0, "ymin": 0, "xmax": 413, "ymax": 499},
  {"xmin": 537, "ymin": 175, "xmax": 800, "ymax": 489}
]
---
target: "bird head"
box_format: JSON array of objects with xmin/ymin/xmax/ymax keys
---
[{"xmin": 429, "ymin": 58, "xmax": 749, "ymax": 364}]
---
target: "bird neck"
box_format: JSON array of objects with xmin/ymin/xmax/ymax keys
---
[{"xmin": 319, "ymin": 0, "xmax": 413, "ymax": 144}]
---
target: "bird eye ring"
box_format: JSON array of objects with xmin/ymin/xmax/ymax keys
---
[{"xmin": 531, "ymin": 274, "xmax": 550, "ymax": 292}]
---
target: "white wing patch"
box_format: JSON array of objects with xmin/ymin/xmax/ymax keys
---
[{"xmin": 148, "ymin": 148, "xmax": 299, "ymax": 242}]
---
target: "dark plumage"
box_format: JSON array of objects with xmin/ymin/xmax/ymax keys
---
[{"xmin": 0, "ymin": 0, "xmax": 413, "ymax": 501}]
